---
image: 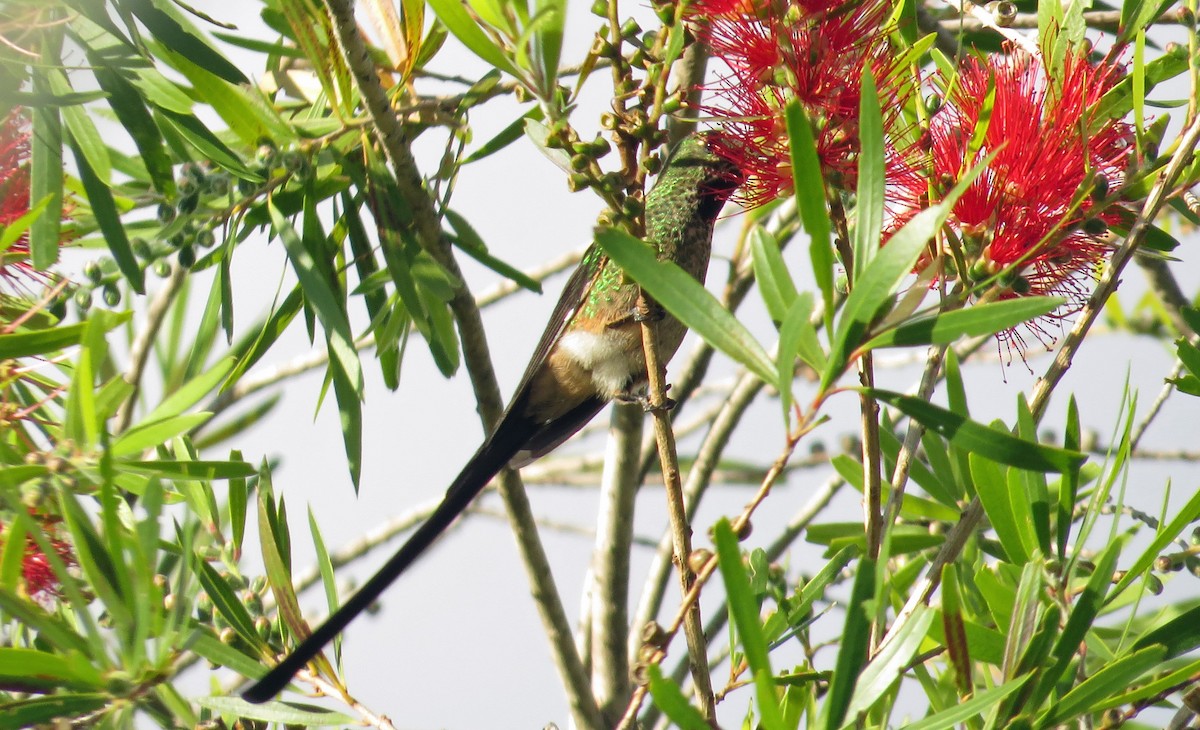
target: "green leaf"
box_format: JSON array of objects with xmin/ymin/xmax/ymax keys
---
[
  {"xmin": 145, "ymin": 357, "xmax": 235, "ymax": 423},
  {"xmin": 596, "ymin": 227, "xmax": 778, "ymax": 389},
  {"xmin": 902, "ymin": 677, "xmax": 1029, "ymax": 730},
  {"xmin": 821, "ymin": 558, "xmax": 876, "ymax": 730},
  {"xmin": 646, "ymin": 664, "xmax": 711, "ymax": 730},
  {"xmin": 0, "ymin": 648, "xmax": 104, "ymax": 693},
  {"xmin": 1039, "ymin": 645, "xmax": 1166, "ymax": 726},
  {"xmin": 778, "ymin": 294, "xmax": 819, "ymax": 420},
  {"xmin": 853, "ymin": 69, "xmax": 884, "ymax": 280},
  {"xmin": 111, "ymin": 413, "xmax": 212, "ymax": 457},
  {"xmin": 751, "ymin": 225, "xmax": 798, "ymax": 324},
  {"xmin": 1113, "ymin": 484, "xmax": 1200, "ymax": 598},
  {"xmin": 1134, "ymin": 603, "xmax": 1200, "ymax": 660},
  {"xmin": 971, "ymin": 452, "xmax": 1029, "ymax": 563},
  {"xmin": 269, "ymin": 201, "xmax": 363, "ymax": 399},
  {"xmin": 0, "ymin": 588, "xmax": 91, "ymax": 654},
  {"xmin": 0, "ymin": 324, "xmax": 88, "ymax": 359},
  {"xmin": 190, "ymin": 630, "xmax": 266, "ymax": 679},
  {"xmin": 121, "ymin": 0, "xmax": 248, "ymax": 84},
  {"xmin": 29, "ymin": 75, "xmax": 63, "ymax": 269},
  {"xmin": 155, "ymin": 109, "xmax": 258, "ymax": 179},
  {"xmin": 195, "ymin": 697, "xmax": 354, "ymax": 726},
  {"xmin": 864, "ymin": 297, "xmax": 1064, "ymax": 349},
  {"xmin": 0, "ymin": 694, "xmax": 109, "ymax": 730},
  {"xmin": 427, "ymin": 0, "xmax": 522, "ymax": 78},
  {"xmin": 258, "ymin": 465, "xmax": 309, "ymax": 643},
  {"xmin": 844, "ymin": 606, "xmax": 933, "ymax": 719},
  {"xmin": 714, "ymin": 519, "xmax": 785, "ymax": 730},
  {"xmin": 195, "ymin": 558, "xmax": 264, "ymax": 650},
  {"xmin": 122, "ymin": 460, "xmax": 256, "ymax": 480},
  {"xmin": 784, "ymin": 100, "xmax": 833, "ymax": 333},
  {"xmin": 868, "ymin": 390, "xmax": 1086, "ymax": 473}
]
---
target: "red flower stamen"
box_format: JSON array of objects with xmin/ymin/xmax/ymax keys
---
[
  {"xmin": 690, "ymin": 0, "xmax": 905, "ymax": 206},
  {"xmin": 888, "ymin": 46, "xmax": 1133, "ymax": 354}
]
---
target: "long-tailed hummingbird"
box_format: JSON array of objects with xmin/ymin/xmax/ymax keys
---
[{"xmin": 243, "ymin": 132, "xmax": 741, "ymax": 702}]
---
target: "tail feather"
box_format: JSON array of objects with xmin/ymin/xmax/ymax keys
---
[{"xmin": 242, "ymin": 413, "xmax": 534, "ymax": 703}]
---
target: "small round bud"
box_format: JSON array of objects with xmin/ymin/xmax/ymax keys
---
[
  {"xmin": 207, "ymin": 173, "xmax": 229, "ymax": 196},
  {"xmin": 131, "ymin": 238, "xmax": 152, "ymax": 259},
  {"xmin": 196, "ymin": 228, "xmax": 216, "ymax": 248},
  {"xmin": 74, "ymin": 288, "xmax": 93, "ymax": 312},
  {"xmin": 570, "ymin": 154, "xmax": 591, "ymax": 172},
  {"xmin": 156, "ymin": 203, "xmax": 176, "ymax": 225},
  {"xmin": 177, "ymin": 192, "xmax": 199, "ymax": 215},
  {"xmin": 102, "ymin": 285, "xmax": 121, "ymax": 308},
  {"xmin": 735, "ymin": 519, "xmax": 753, "ymax": 541},
  {"xmin": 1082, "ymin": 217, "xmax": 1108, "ymax": 235},
  {"xmin": 177, "ymin": 245, "xmax": 196, "ymax": 269},
  {"xmin": 219, "ymin": 627, "xmax": 236, "ymax": 644},
  {"xmin": 83, "ymin": 260, "xmax": 103, "ymax": 284},
  {"xmin": 687, "ymin": 548, "xmax": 712, "ymax": 574},
  {"xmin": 153, "ymin": 260, "xmax": 172, "ymax": 278},
  {"xmin": 163, "ymin": 593, "xmax": 176, "ymax": 611},
  {"xmin": 641, "ymin": 621, "xmax": 667, "ymax": 647}
]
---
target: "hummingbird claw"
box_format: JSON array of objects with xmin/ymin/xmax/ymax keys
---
[{"xmin": 632, "ymin": 303, "xmax": 665, "ymax": 323}]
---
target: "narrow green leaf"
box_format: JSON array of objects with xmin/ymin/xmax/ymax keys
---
[
  {"xmin": 155, "ymin": 109, "xmax": 258, "ymax": 179},
  {"xmin": 1113, "ymin": 484, "xmax": 1200, "ymax": 598},
  {"xmin": 122, "ymin": 460, "xmax": 256, "ymax": 480},
  {"xmin": 1040, "ymin": 645, "xmax": 1165, "ymax": 726},
  {"xmin": 111, "ymin": 413, "xmax": 212, "ymax": 457},
  {"xmin": 195, "ymin": 559, "xmax": 264, "ymax": 650},
  {"xmin": 868, "ymin": 390, "xmax": 1086, "ymax": 473},
  {"xmin": 864, "ymin": 297, "xmax": 1063, "ymax": 350},
  {"xmin": 427, "ymin": 0, "xmax": 522, "ymax": 78},
  {"xmin": 0, "ymin": 694, "xmax": 108, "ymax": 730},
  {"xmin": 269, "ymin": 200, "xmax": 363, "ymax": 397},
  {"xmin": 714, "ymin": 519, "xmax": 785, "ymax": 730},
  {"xmin": 122, "ymin": 0, "xmax": 248, "ymax": 84},
  {"xmin": 0, "ymin": 648, "xmax": 104, "ymax": 693},
  {"xmin": 971, "ymin": 453, "xmax": 1029, "ymax": 564},
  {"xmin": 784, "ymin": 100, "xmax": 833, "ymax": 333},
  {"xmin": 258, "ymin": 465, "xmax": 308, "ymax": 643},
  {"xmin": 844, "ymin": 606, "xmax": 933, "ymax": 719},
  {"xmin": 902, "ymin": 677, "xmax": 1029, "ymax": 730},
  {"xmin": 853, "ymin": 69, "xmax": 884, "ymax": 279},
  {"xmin": 777, "ymin": 294, "xmax": 816, "ymax": 421},
  {"xmin": 195, "ymin": 697, "xmax": 354, "ymax": 726},
  {"xmin": 29, "ymin": 75, "xmax": 63, "ymax": 269},
  {"xmin": 751, "ymin": 225, "xmax": 798, "ymax": 324},
  {"xmin": 145, "ymin": 358, "xmax": 235, "ymax": 424},
  {"xmin": 189, "ymin": 630, "xmax": 266, "ymax": 679},
  {"xmin": 0, "ymin": 588, "xmax": 90, "ymax": 654},
  {"xmin": 821, "ymin": 558, "xmax": 876, "ymax": 730},
  {"xmin": 646, "ymin": 665, "xmax": 711, "ymax": 730},
  {"xmin": 596, "ymin": 227, "xmax": 778, "ymax": 388}
]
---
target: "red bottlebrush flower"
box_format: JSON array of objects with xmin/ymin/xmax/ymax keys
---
[
  {"xmin": 692, "ymin": 0, "xmax": 905, "ymax": 207},
  {"xmin": 0, "ymin": 109, "xmax": 44, "ymax": 292},
  {"xmin": 0, "ymin": 516, "xmax": 76, "ymax": 602},
  {"xmin": 887, "ymin": 46, "xmax": 1133, "ymax": 353}
]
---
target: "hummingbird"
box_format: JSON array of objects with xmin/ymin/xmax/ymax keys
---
[{"xmin": 243, "ymin": 131, "xmax": 741, "ymax": 703}]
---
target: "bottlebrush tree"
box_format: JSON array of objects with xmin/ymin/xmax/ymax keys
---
[{"xmin": 2, "ymin": 0, "xmax": 1200, "ymax": 728}]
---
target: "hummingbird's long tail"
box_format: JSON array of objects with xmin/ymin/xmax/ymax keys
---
[{"xmin": 242, "ymin": 412, "xmax": 535, "ymax": 703}]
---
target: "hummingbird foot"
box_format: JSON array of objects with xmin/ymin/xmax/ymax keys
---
[
  {"xmin": 631, "ymin": 302, "xmax": 665, "ymax": 323},
  {"xmin": 616, "ymin": 383, "xmax": 676, "ymax": 412}
]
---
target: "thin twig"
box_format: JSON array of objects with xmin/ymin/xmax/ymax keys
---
[
  {"xmin": 115, "ymin": 264, "xmax": 187, "ymax": 434},
  {"xmin": 637, "ymin": 294, "xmax": 717, "ymax": 720}
]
